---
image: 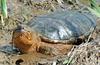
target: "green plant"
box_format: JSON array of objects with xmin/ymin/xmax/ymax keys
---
[
  {"xmin": 1, "ymin": 0, "xmax": 7, "ymax": 18},
  {"xmin": 63, "ymin": 59, "xmax": 74, "ymax": 65},
  {"xmin": 88, "ymin": 0, "xmax": 100, "ymax": 17},
  {"xmin": 0, "ymin": 0, "xmax": 7, "ymax": 26}
]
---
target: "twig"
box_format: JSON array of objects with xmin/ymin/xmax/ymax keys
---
[
  {"xmin": 52, "ymin": 61, "xmax": 57, "ymax": 65},
  {"xmin": 63, "ymin": 46, "xmax": 76, "ymax": 65},
  {"xmin": 87, "ymin": 27, "xmax": 95, "ymax": 43}
]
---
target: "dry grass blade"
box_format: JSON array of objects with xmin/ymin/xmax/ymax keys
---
[
  {"xmin": 66, "ymin": 42, "xmax": 99, "ymax": 65},
  {"xmin": 63, "ymin": 46, "xmax": 76, "ymax": 64}
]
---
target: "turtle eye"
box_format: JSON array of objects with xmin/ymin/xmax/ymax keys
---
[
  {"xmin": 27, "ymin": 37, "xmax": 31, "ymax": 40},
  {"xmin": 27, "ymin": 36, "xmax": 32, "ymax": 40}
]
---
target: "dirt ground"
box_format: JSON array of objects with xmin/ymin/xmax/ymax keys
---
[{"xmin": 0, "ymin": 0, "xmax": 100, "ymax": 65}]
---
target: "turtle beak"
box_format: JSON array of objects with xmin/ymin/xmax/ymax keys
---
[
  {"xmin": 20, "ymin": 28, "xmax": 25, "ymax": 32},
  {"xmin": 15, "ymin": 25, "xmax": 25, "ymax": 32}
]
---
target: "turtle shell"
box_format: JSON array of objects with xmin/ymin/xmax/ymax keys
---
[{"xmin": 27, "ymin": 10, "xmax": 96, "ymax": 43}]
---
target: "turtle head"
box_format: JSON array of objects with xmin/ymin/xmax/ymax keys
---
[
  {"xmin": 12, "ymin": 24, "xmax": 34, "ymax": 46},
  {"xmin": 11, "ymin": 24, "xmax": 39, "ymax": 53}
]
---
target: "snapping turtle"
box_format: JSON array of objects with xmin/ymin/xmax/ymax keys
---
[{"xmin": 11, "ymin": 10, "xmax": 96, "ymax": 55}]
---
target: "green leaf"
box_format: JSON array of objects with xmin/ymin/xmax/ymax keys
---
[{"xmin": 1, "ymin": 0, "xmax": 7, "ymax": 18}]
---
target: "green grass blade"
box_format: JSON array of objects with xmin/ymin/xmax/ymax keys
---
[
  {"xmin": 88, "ymin": 0, "xmax": 100, "ymax": 17},
  {"xmin": 88, "ymin": 7, "xmax": 100, "ymax": 17},
  {"xmin": 90, "ymin": 0, "xmax": 100, "ymax": 12},
  {"xmin": 1, "ymin": 0, "xmax": 7, "ymax": 18}
]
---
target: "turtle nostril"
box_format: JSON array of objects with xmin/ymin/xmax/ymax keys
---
[{"xmin": 15, "ymin": 59, "xmax": 24, "ymax": 65}]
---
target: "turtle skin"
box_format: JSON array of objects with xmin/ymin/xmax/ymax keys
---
[{"xmin": 11, "ymin": 10, "xmax": 96, "ymax": 55}]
